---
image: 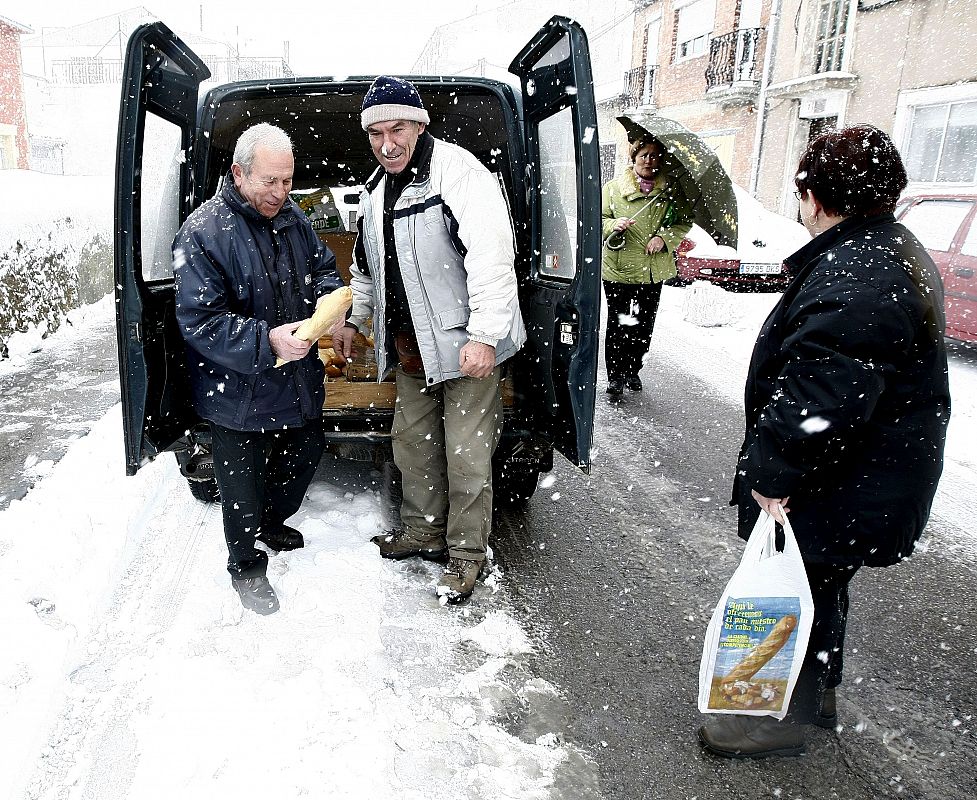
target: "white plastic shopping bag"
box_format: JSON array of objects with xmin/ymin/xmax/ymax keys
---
[{"xmin": 698, "ymin": 510, "xmax": 814, "ymax": 719}]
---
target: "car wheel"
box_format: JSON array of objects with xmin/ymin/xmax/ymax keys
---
[
  {"xmin": 187, "ymin": 477, "xmax": 221, "ymax": 504},
  {"xmin": 493, "ymin": 463, "xmax": 541, "ymax": 508}
]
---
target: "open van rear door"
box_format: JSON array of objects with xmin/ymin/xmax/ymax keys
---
[
  {"xmin": 510, "ymin": 17, "xmax": 601, "ymax": 471},
  {"xmin": 115, "ymin": 23, "xmax": 209, "ymax": 474}
]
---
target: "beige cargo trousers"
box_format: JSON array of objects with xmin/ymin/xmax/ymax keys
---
[{"xmin": 392, "ymin": 366, "xmax": 503, "ymax": 562}]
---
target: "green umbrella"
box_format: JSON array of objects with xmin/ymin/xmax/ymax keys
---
[{"xmin": 617, "ymin": 112, "xmax": 738, "ymax": 249}]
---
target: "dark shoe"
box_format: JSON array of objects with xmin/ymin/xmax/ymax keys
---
[
  {"xmin": 698, "ymin": 714, "xmax": 805, "ymax": 759},
  {"xmin": 257, "ymin": 524, "xmax": 304, "ymax": 552},
  {"xmin": 606, "ymin": 379, "xmax": 624, "ymax": 402},
  {"xmin": 626, "ymin": 375, "xmax": 643, "ymax": 392},
  {"xmin": 435, "ymin": 557, "xmax": 484, "ymax": 603},
  {"xmin": 371, "ymin": 529, "xmax": 447, "ymax": 561},
  {"xmin": 814, "ymin": 686, "xmax": 837, "ymax": 729},
  {"xmin": 231, "ymin": 576, "xmax": 279, "ymax": 615}
]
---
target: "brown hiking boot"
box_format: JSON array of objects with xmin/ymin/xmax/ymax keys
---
[
  {"xmin": 698, "ymin": 714, "xmax": 805, "ymax": 759},
  {"xmin": 371, "ymin": 529, "xmax": 447, "ymax": 561},
  {"xmin": 435, "ymin": 557, "xmax": 483, "ymax": 603}
]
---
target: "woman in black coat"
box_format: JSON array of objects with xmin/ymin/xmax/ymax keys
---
[{"xmin": 699, "ymin": 125, "xmax": 951, "ymax": 758}]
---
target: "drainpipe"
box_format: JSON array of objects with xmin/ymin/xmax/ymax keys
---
[{"xmin": 748, "ymin": 0, "xmax": 782, "ymax": 196}]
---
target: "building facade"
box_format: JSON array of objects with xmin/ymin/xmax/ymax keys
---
[
  {"xmin": 753, "ymin": 0, "xmax": 977, "ymax": 214},
  {"xmin": 615, "ymin": 0, "xmax": 975, "ymax": 217},
  {"xmin": 0, "ymin": 14, "xmax": 32, "ymax": 170},
  {"xmin": 612, "ymin": 0, "xmax": 770, "ymax": 187}
]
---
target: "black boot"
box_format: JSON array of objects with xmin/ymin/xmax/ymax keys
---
[
  {"xmin": 626, "ymin": 375, "xmax": 643, "ymax": 392},
  {"xmin": 814, "ymin": 686, "xmax": 837, "ymax": 729},
  {"xmin": 606, "ymin": 379, "xmax": 624, "ymax": 402},
  {"xmin": 231, "ymin": 576, "xmax": 279, "ymax": 615},
  {"xmin": 698, "ymin": 714, "xmax": 805, "ymax": 759},
  {"xmin": 257, "ymin": 524, "xmax": 304, "ymax": 552}
]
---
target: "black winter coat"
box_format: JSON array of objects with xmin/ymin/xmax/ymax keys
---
[
  {"xmin": 173, "ymin": 176, "xmax": 341, "ymax": 431},
  {"xmin": 733, "ymin": 214, "xmax": 950, "ymax": 567}
]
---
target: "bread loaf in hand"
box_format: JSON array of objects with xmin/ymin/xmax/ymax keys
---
[{"xmin": 275, "ymin": 286, "xmax": 353, "ymax": 367}]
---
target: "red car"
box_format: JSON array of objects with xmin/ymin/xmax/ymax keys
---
[
  {"xmin": 896, "ymin": 194, "xmax": 977, "ymax": 344},
  {"xmin": 672, "ymin": 186, "xmax": 811, "ymax": 292}
]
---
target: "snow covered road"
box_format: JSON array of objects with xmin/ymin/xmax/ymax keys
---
[
  {"xmin": 3, "ymin": 284, "xmax": 975, "ymax": 799},
  {"xmin": 2, "ymin": 408, "xmax": 587, "ymax": 800}
]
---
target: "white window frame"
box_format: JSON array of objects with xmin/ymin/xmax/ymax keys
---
[
  {"xmin": 674, "ymin": 0, "xmax": 716, "ymax": 63},
  {"xmin": 645, "ymin": 14, "xmax": 662, "ymax": 68},
  {"xmin": 812, "ymin": 0, "xmax": 848, "ymax": 73},
  {"xmin": 894, "ymin": 83, "xmax": 977, "ymax": 190}
]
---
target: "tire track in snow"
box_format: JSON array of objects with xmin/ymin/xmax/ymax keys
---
[{"xmin": 24, "ymin": 469, "xmax": 214, "ymax": 800}]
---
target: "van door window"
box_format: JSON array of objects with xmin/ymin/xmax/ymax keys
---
[
  {"xmin": 538, "ymin": 106, "xmax": 577, "ymax": 281},
  {"xmin": 901, "ymin": 199, "xmax": 972, "ymax": 252},
  {"xmin": 141, "ymin": 115, "xmax": 183, "ymax": 282}
]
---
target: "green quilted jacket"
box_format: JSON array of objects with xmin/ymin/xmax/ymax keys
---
[{"xmin": 601, "ymin": 167, "xmax": 694, "ymax": 284}]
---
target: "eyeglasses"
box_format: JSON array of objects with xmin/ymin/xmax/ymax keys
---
[{"xmin": 793, "ymin": 189, "xmax": 805, "ymax": 201}]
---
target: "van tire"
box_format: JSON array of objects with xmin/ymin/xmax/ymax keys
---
[
  {"xmin": 494, "ymin": 464, "xmax": 541, "ymax": 508},
  {"xmin": 187, "ymin": 477, "xmax": 221, "ymax": 504}
]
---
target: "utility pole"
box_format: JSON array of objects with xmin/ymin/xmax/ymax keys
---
[{"xmin": 748, "ymin": 0, "xmax": 782, "ymax": 197}]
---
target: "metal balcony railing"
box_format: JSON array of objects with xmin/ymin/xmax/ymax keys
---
[
  {"xmin": 705, "ymin": 28, "xmax": 764, "ymax": 89},
  {"xmin": 622, "ymin": 64, "xmax": 657, "ymax": 108}
]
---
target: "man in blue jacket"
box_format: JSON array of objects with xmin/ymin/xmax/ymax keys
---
[{"xmin": 173, "ymin": 123, "xmax": 342, "ymax": 615}]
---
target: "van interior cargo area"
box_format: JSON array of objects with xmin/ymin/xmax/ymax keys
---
[
  {"xmin": 197, "ymin": 85, "xmax": 524, "ymax": 415},
  {"xmin": 201, "ymin": 85, "xmax": 517, "ymax": 200}
]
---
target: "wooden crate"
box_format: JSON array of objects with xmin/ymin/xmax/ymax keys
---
[
  {"xmin": 323, "ymin": 373, "xmax": 515, "ymax": 410},
  {"xmin": 324, "ymin": 377, "xmax": 396, "ymax": 409}
]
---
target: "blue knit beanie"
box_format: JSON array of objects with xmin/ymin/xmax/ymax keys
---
[{"xmin": 361, "ymin": 76, "xmax": 431, "ymax": 130}]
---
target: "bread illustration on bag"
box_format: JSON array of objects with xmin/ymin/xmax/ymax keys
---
[
  {"xmin": 705, "ymin": 600, "xmax": 802, "ymax": 712},
  {"xmin": 724, "ymin": 614, "xmax": 797, "ymax": 683},
  {"xmin": 716, "ymin": 614, "xmax": 797, "ymax": 710}
]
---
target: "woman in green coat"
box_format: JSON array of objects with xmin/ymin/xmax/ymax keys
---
[{"xmin": 602, "ymin": 136, "xmax": 693, "ymax": 400}]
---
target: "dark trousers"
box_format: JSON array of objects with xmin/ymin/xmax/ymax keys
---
[
  {"xmin": 788, "ymin": 562, "xmax": 859, "ymax": 723},
  {"xmin": 210, "ymin": 422, "xmax": 325, "ymax": 578},
  {"xmin": 603, "ymin": 280, "xmax": 663, "ymax": 382}
]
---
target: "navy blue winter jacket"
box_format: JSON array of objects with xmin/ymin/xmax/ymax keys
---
[{"xmin": 173, "ymin": 175, "xmax": 341, "ymax": 431}]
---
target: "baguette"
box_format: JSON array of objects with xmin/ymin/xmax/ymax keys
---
[
  {"xmin": 723, "ymin": 614, "xmax": 797, "ymax": 683},
  {"xmin": 275, "ymin": 286, "xmax": 353, "ymax": 367}
]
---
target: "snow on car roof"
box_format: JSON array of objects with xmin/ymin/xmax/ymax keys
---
[{"xmin": 685, "ymin": 184, "xmax": 810, "ymax": 263}]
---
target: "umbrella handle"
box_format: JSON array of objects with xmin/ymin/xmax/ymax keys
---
[
  {"xmin": 606, "ymin": 198, "xmax": 672, "ymax": 252},
  {"xmin": 625, "ymin": 198, "xmax": 658, "ymax": 223},
  {"xmin": 606, "ymin": 197, "xmax": 657, "ymax": 250}
]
